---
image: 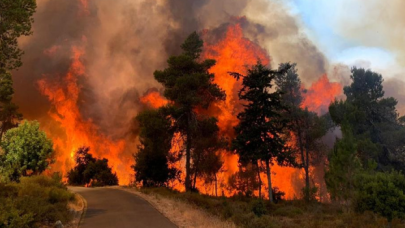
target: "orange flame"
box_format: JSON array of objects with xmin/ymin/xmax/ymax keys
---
[
  {"xmin": 302, "ymin": 75, "xmax": 342, "ymax": 114},
  {"xmin": 38, "ymin": 45, "xmax": 133, "ymax": 185},
  {"xmin": 140, "ymin": 91, "xmax": 168, "ymax": 108},
  {"xmin": 133, "ymin": 20, "xmax": 342, "ymax": 199}
]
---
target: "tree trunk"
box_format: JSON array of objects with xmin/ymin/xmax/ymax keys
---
[
  {"xmin": 297, "ymin": 126, "xmax": 310, "ymax": 201},
  {"xmin": 265, "ymin": 158, "xmax": 273, "ymax": 203},
  {"xmin": 256, "ymin": 161, "xmax": 262, "ymax": 199},
  {"xmin": 305, "ymin": 144, "xmax": 310, "ymax": 201},
  {"xmin": 192, "ymin": 155, "xmax": 201, "ymax": 189},
  {"xmin": 215, "ymin": 174, "xmax": 218, "ymax": 197},
  {"xmin": 185, "ymin": 113, "xmax": 192, "ymax": 192}
]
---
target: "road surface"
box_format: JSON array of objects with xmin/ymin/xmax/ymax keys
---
[{"xmin": 69, "ymin": 187, "xmax": 177, "ymax": 228}]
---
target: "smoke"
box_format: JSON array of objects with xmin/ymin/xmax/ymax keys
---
[
  {"xmin": 241, "ymin": 0, "xmax": 328, "ymax": 85},
  {"xmin": 384, "ymin": 78, "xmax": 405, "ymax": 116},
  {"xmin": 14, "ymin": 0, "xmax": 330, "ymax": 138}
]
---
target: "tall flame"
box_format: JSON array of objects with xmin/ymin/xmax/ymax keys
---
[
  {"xmin": 38, "ymin": 45, "xmax": 133, "ymax": 185},
  {"xmin": 302, "ymin": 74, "xmax": 342, "ymax": 114},
  {"xmin": 140, "ymin": 20, "xmax": 343, "ymax": 199}
]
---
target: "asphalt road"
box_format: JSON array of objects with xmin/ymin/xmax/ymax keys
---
[{"xmin": 69, "ymin": 187, "xmax": 177, "ymax": 228}]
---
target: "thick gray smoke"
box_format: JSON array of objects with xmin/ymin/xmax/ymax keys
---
[{"xmin": 14, "ymin": 0, "xmax": 330, "ymax": 141}]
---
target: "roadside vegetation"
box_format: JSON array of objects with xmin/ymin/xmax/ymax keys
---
[
  {"xmin": 138, "ymin": 187, "xmax": 405, "ymax": 228},
  {"xmin": 0, "ymin": 174, "xmax": 75, "ymax": 228},
  {"xmin": 0, "ymin": 2, "xmax": 80, "ymax": 227}
]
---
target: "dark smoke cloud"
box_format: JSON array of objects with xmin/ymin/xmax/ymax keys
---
[{"xmin": 14, "ymin": 0, "xmax": 333, "ymax": 152}]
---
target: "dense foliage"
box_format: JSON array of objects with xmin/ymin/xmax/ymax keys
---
[
  {"xmin": 67, "ymin": 147, "xmax": 118, "ymax": 187},
  {"xmin": 276, "ymin": 63, "xmax": 328, "ymax": 201},
  {"xmin": 153, "ymin": 32, "xmax": 225, "ymax": 191},
  {"xmin": 0, "ymin": 0, "xmax": 35, "ymax": 136},
  {"xmin": 325, "ymin": 123, "xmax": 361, "ymax": 204},
  {"xmin": 0, "ymin": 120, "xmax": 54, "ymax": 182},
  {"xmin": 0, "ymin": 174, "xmax": 74, "ymax": 228},
  {"xmin": 327, "ymin": 68, "xmax": 405, "ymax": 222},
  {"xmin": 133, "ymin": 108, "xmax": 178, "ymax": 187},
  {"xmin": 231, "ymin": 62, "xmax": 295, "ymax": 202},
  {"xmin": 354, "ymin": 171, "xmax": 405, "ymax": 222},
  {"xmin": 329, "ymin": 68, "xmax": 405, "ymax": 171}
]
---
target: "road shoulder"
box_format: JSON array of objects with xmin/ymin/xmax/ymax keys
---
[{"xmin": 119, "ymin": 187, "xmax": 236, "ymax": 228}]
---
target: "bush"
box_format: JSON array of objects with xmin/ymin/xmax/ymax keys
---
[
  {"xmin": 0, "ymin": 120, "xmax": 54, "ymax": 182},
  {"xmin": 250, "ymin": 199, "xmax": 267, "ymax": 217},
  {"xmin": 67, "ymin": 147, "xmax": 118, "ymax": 186},
  {"xmin": 0, "ymin": 175, "xmax": 74, "ymax": 228},
  {"xmin": 354, "ymin": 171, "xmax": 405, "ymax": 222}
]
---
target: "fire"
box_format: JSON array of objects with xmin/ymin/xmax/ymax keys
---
[
  {"xmin": 38, "ymin": 45, "xmax": 133, "ymax": 185},
  {"xmin": 133, "ymin": 20, "xmax": 343, "ymax": 199},
  {"xmin": 203, "ymin": 20, "xmax": 270, "ymax": 136},
  {"xmin": 302, "ymin": 74, "xmax": 342, "ymax": 114},
  {"xmin": 140, "ymin": 91, "xmax": 168, "ymax": 108},
  {"xmin": 201, "ymin": 20, "xmax": 304, "ymax": 198}
]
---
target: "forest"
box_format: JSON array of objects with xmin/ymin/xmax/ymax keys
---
[{"xmin": 1, "ymin": 0, "xmax": 405, "ymax": 227}]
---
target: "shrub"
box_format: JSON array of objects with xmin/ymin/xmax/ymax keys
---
[
  {"xmin": 354, "ymin": 171, "xmax": 405, "ymax": 222},
  {"xmin": 67, "ymin": 147, "xmax": 118, "ymax": 186},
  {"xmin": 0, "ymin": 120, "xmax": 54, "ymax": 182},
  {"xmin": 0, "ymin": 175, "xmax": 74, "ymax": 228},
  {"xmin": 250, "ymin": 199, "xmax": 267, "ymax": 217}
]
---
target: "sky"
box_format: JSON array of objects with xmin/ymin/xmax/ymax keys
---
[{"xmin": 284, "ymin": 0, "xmax": 404, "ymax": 79}]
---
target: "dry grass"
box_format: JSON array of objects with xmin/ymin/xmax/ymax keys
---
[
  {"xmin": 119, "ymin": 187, "xmax": 237, "ymax": 228},
  {"xmin": 65, "ymin": 194, "xmax": 86, "ymax": 228}
]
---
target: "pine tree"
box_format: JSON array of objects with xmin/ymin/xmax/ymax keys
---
[
  {"xmin": 276, "ymin": 63, "xmax": 328, "ymax": 201},
  {"xmin": 231, "ymin": 62, "xmax": 295, "ymax": 202},
  {"xmin": 154, "ymin": 32, "xmax": 225, "ymax": 191}
]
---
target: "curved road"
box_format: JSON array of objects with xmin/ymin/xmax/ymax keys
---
[{"xmin": 69, "ymin": 187, "xmax": 177, "ymax": 228}]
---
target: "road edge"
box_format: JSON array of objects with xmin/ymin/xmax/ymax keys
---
[
  {"xmin": 76, "ymin": 193, "xmax": 87, "ymax": 228},
  {"xmin": 68, "ymin": 192, "xmax": 87, "ymax": 228}
]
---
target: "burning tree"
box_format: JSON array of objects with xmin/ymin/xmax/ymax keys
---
[
  {"xmin": 231, "ymin": 62, "xmax": 295, "ymax": 202},
  {"xmin": 133, "ymin": 108, "xmax": 179, "ymax": 187},
  {"xmin": 67, "ymin": 147, "xmax": 118, "ymax": 187},
  {"xmin": 276, "ymin": 63, "xmax": 329, "ymax": 201},
  {"xmin": 154, "ymin": 32, "xmax": 225, "ymax": 191},
  {"xmin": 190, "ymin": 117, "xmax": 227, "ymax": 195}
]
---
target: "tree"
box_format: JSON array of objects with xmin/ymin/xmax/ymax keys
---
[
  {"xmin": 0, "ymin": 0, "xmax": 36, "ymax": 71},
  {"xmin": 354, "ymin": 171, "xmax": 405, "ymax": 223},
  {"xmin": 0, "ymin": 120, "xmax": 54, "ymax": 182},
  {"xmin": 329, "ymin": 68, "xmax": 405, "ymax": 171},
  {"xmin": 228, "ymin": 163, "xmax": 260, "ymax": 197},
  {"xmin": 133, "ymin": 108, "xmax": 178, "ymax": 187},
  {"xmin": 276, "ymin": 63, "xmax": 328, "ymax": 201},
  {"xmin": 154, "ymin": 32, "xmax": 225, "ymax": 191},
  {"xmin": 231, "ymin": 62, "xmax": 295, "ymax": 202},
  {"xmin": 191, "ymin": 117, "xmax": 226, "ymax": 195},
  {"xmin": 67, "ymin": 147, "xmax": 118, "ymax": 186},
  {"xmin": 0, "ymin": 70, "xmax": 22, "ymax": 137},
  {"xmin": 325, "ymin": 123, "xmax": 362, "ymax": 205},
  {"xmin": 0, "ymin": 0, "xmax": 35, "ymax": 137}
]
